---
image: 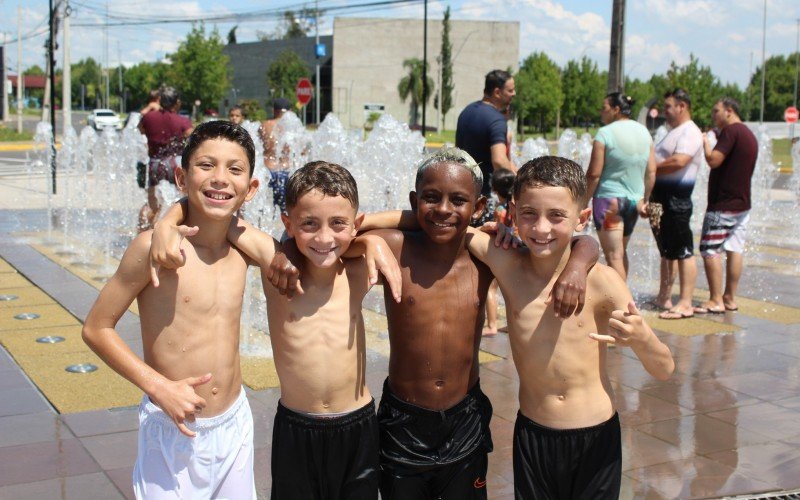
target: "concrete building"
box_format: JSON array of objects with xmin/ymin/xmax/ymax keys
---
[
  {"xmin": 331, "ymin": 17, "xmax": 519, "ymax": 131},
  {"xmin": 222, "ymin": 18, "xmax": 518, "ymax": 130},
  {"xmin": 222, "ymin": 35, "xmax": 333, "ymax": 121}
]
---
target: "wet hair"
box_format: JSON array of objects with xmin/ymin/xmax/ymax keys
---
[
  {"xmin": 285, "ymin": 161, "xmax": 359, "ymax": 210},
  {"xmin": 484, "ymin": 70, "xmax": 513, "ymax": 97},
  {"xmin": 159, "ymin": 86, "xmax": 180, "ymax": 110},
  {"xmin": 606, "ymin": 92, "xmax": 634, "ymax": 117},
  {"xmin": 148, "ymin": 89, "xmax": 160, "ymax": 103},
  {"xmin": 718, "ymin": 96, "xmax": 741, "ymax": 118},
  {"xmin": 513, "ymin": 156, "xmax": 586, "ymax": 206},
  {"xmin": 664, "ymin": 88, "xmax": 692, "ymax": 110},
  {"xmin": 415, "ymin": 147, "xmax": 483, "ymax": 197},
  {"xmin": 181, "ymin": 120, "xmax": 256, "ymax": 176},
  {"xmin": 491, "ymin": 168, "xmax": 515, "ymax": 201}
]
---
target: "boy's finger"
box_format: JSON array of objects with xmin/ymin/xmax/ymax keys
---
[
  {"xmin": 589, "ymin": 332, "xmax": 616, "ymax": 343},
  {"xmin": 575, "ymin": 289, "xmax": 586, "ymax": 315},
  {"xmin": 149, "ymin": 262, "xmax": 161, "ymax": 288},
  {"xmin": 382, "ymin": 265, "xmax": 403, "ymax": 303},
  {"xmin": 189, "ymin": 373, "xmax": 212, "ymax": 387},
  {"xmin": 366, "ymin": 258, "xmax": 378, "ymax": 286},
  {"xmin": 177, "ymin": 422, "xmax": 196, "ymax": 438},
  {"xmin": 178, "ymin": 225, "xmax": 200, "ymax": 238},
  {"xmin": 627, "ymin": 301, "xmax": 640, "ymax": 316}
]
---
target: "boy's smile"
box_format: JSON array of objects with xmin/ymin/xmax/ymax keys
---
[
  {"xmin": 411, "ymin": 163, "xmax": 484, "ymax": 244},
  {"xmin": 282, "ymin": 189, "xmax": 362, "ymax": 268},
  {"xmin": 513, "ymin": 185, "xmax": 589, "ymax": 259},
  {"xmin": 177, "ymin": 138, "xmax": 258, "ymax": 219}
]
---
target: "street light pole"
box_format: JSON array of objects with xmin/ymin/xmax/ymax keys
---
[
  {"xmin": 791, "ymin": 18, "xmax": 799, "ymax": 140},
  {"xmin": 421, "ymin": 0, "xmax": 428, "ymax": 136},
  {"xmin": 315, "ymin": 0, "xmax": 320, "ymax": 125},
  {"xmin": 49, "ymin": 0, "xmax": 57, "ymax": 194},
  {"xmin": 759, "ymin": 0, "xmax": 767, "ymax": 124}
]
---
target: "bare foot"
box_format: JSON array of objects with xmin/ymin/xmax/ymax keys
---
[
  {"xmin": 482, "ymin": 327, "xmax": 498, "ymax": 337},
  {"xmin": 693, "ymin": 301, "xmax": 725, "ymax": 314},
  {"xmin": 659, "ymin": 307, "xmax": 694, "ymax": 320}
]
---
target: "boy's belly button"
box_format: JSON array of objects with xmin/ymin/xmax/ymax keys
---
[
  {"xmin": 435, "ymin": 380, "xmax": 444, "ymax": 388},
  {"xmin": 212, "ymin": 387, "xmax": 218, "ymax": 395}
]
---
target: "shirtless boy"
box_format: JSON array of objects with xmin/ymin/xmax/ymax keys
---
[
  {"xmin": 358, "ymin": 149, "xmax": 599, "ymax": 499},
  {"xmin": 153, "ymin": 161, "xmax": 400, "ymax": 499},
  {"xmin": 465, "ymin": 156, "xmax": 675, "ymax": 499},
  {"xmin": 82, "ymin": 121, "xmax": 261, "ymax": 499}
]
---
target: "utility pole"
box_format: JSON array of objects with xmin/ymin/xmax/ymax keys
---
[
  {"xmin": 16, "ymin": 6, "xmax": 23, "ymax": 133},
  {"xmin": 315, "ymin": 0, "xmax": 320, "ymax": 125},
  {"xmin": 1, "ymin": 41, "xmax": 8, "ymax": 123},
  {"xmin": 421, "ymin": 0, "xmax": 428, "ymax": 135},
  {"xmin": 791, "ymin": 18, "xmax": 799, "ymax": 140},
  {"xmin": 117, "ymin": 41, "xmax": 123, "ymax": 113},
  {"xmin": 49, "ymin": 0, "xmax": 57, "ymax": 194},
  {"xmin": 607, "ymin": 0, "xmax": 626, "ymax": 93},
  {"xmin": 62, "ymin": 1, "xmax": 72, "ymax": 132},
  {"xmin": 104, "ymin": 2, "xmax": 109, "ymax": 108},
  {"xmin": 759, "ymin": 0, "xmax": 767, "ymax": 123}
]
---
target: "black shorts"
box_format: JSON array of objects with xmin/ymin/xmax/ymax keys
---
[
  {"xmin": 378, "ymin": 378, "xmax": 493, "ymax": 499},
  {"xmin": 650, "ymin": 194, "xmax": 694, "ymax": 260},
  {"xmin": 513, "ymin": 412, "xmax": 621, "ymax": 500},
  {"xmin": 271, "ymin": 400, "xmax": 379, "ymax": 500},
  {"xmin": 269, "ymin": 170, "xmax": 289, "ymax": 215}
]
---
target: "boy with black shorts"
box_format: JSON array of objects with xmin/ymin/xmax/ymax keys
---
[
  {"xmin": 152, "ymin": 161, "xmax": 401, "ymax": 499},
  {"xmin": 464, "ymin": 156, "xmax": 674, "ymax": 498}
]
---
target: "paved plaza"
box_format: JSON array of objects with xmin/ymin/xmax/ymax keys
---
[{"xmin": 0, "ymin": 165, "xmax": 799, "ymax": 499}]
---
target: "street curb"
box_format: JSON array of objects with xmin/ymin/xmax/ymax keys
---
[{"xmin": 0, "ymin": 142, "xmax": 60, "ymax": 152}]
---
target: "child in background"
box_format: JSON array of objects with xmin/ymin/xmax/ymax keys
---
[{"xmin": 484, "ymin": 168, "xmax": 516, "ymax": 336}]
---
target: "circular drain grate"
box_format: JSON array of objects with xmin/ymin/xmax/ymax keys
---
[
  {"xmin": 36, "ymin": 336, "xmax": 65, "ymax": 343},
  {"xmin": 66, "ymin": 363, "xmax": 98, "ymax": 373},
  {"xmin": 14, "ymin": 313, "xmax": 40, "ymax": 320},
  {"xmin": 0, "ymin": 295, "xmax": 19, "ymax": 301}
]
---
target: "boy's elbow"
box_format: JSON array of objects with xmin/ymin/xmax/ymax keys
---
[{"xmin": 81, "ymin": 324, "xmax": 99, "ymax": 348}]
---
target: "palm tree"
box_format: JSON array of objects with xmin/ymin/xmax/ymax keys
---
[{"xmin": 397, "ymin": 58, "xmax": 435, "ymax": 126}]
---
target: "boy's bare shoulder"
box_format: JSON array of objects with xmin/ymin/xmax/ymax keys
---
[
  {"xmin": 587, "ymin": 263, "xmax": 629, "ymax": 307},
  {"xmin": 364, "ymin": 228, "xmax": 404, "ymax": 251}
]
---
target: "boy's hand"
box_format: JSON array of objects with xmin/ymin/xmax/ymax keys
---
[
  {"xmin": 149, "ymin": 223, "xmax": 198, "ymax": 287},
  {"xmin": 362, "ymin": 235, "xmax": 402, "ymax": 303},
  {"xmin": 151, "ymin": 373, "xmax": 212, "ymax": 438},
  {"xmin": 589, "ymin": 302, "xmax": 645, "ymax": 347},
  {"xmin": 479, "ymin": 221, "xmax": 521, "ymax": 249},
  {"xmin": 265, "ymin": 240, "xmax": 304, "ymax": 298},
  {"xmin": 637, "ymin": 200, "xmax": 649, "ymax": 218},
  {"xmin": 546, "ymin": 261, "xmax": 587, "ymax": 319}
]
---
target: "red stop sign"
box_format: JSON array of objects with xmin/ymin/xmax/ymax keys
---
[
  {"xmin": 296, "ymin": 78, "xmax": 313, "ymax": 106},
  {"xmin": 785, "ymin": 106, "xmax": 799, "ymax": 123}
]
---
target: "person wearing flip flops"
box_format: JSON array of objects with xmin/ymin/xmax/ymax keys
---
[
  {"xmin": 649, "ymin": 89, "xmax": 704, "ymax": 320},
  {"xmin": 694, "ymin": 97, "xmax": 757, "ymax": 315}
]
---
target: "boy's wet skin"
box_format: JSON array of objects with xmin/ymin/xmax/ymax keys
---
[{"xmin": 372, "ymin": 162, "xmax": 492, "ymax": 410}]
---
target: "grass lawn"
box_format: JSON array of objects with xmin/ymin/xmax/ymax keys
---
[
  {"xmin": 772, "ymin": 138, "xmax": 794, "ymax": 172},
  {"xmin": 0, "ymin": 126, "xmax": 33, "ymax": 141}
]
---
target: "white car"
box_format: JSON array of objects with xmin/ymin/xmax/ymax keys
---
[{"xmin": 87, "ymin": 109, "xmax": 122, "ymax": 131}]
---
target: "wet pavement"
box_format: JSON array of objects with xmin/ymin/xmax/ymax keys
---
[{"xmin": 1, "ymin": 198, "xmax": 799, "ymax": 499}]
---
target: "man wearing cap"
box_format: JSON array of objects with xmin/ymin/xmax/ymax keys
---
[{"xmin": 260, "ymin": 98, "xmax": 291, "ymax": 214}]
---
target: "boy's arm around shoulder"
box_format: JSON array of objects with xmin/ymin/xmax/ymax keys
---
[
  {"xmin": 82, "ymin": 232, "xmax": 211, "ymax": 437},
  {"xmin": 548, "ymin": 235, "xmax": 600, "ymax": 318},
  {"xmin": 226, "ymin": 216, "xmax": 280, "ymax": 269},
  {"xmin": 149, "ymin": 199, "xmax": 198, "ymax": 286},
  {"xmin": 343, "ymin": 229, "xmax": 403, "ymax": 303},
  {"xmin": 588, "ymin": 266, "xmax": 675, "ymax": 381},
  {"xmin": 359, "ymin": 210, "xmax": 418, "ymax": 232}
]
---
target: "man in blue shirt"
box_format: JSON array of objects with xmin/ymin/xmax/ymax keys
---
[{"xmin": 456, "ymin": 70, "xmax": 517, "ymax": 224}]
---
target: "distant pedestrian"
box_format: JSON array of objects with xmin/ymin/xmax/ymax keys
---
[
  {"xmin": 456, "ymin": 69, "xmax": 517, "ymax": 225},
  {"xmin": 585, "ymin": 92, "xmax": 656, "ymax": 281},
  {"xmin": 694, "ymin": 97, "xmax": 757, "ymax": 314},
  {"xmin": 228, "ymin": 105, "xmax": 245, "ymax": 125},
  {"xmin": 260, "ymin": 98, "xmax": 291, "ymax": 214},
  {"xmin": 138, "ymin": 86, "xmax": 193, "ymax": 230},
  {"xmin": 649, "ymin": 89, "xmax": 704, "ymax": 320}
]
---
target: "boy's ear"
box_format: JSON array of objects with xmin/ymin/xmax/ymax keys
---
[
  {"xmin": 471, "ymin": 195, "xmax": 487, "ymax": 222},
  {"xmin": 244, "ymin": 178, "xmax": 260, "ymax": 202},
  {"xmin": 408, "ymin": 191, "xmax": 418, "ymax": 213},
  {"xmin": 280, "ymin": 213, "xmax": 293, "ymax": 237},
  {"xmin": 353, "ymin": 212, "xmax": 365, "ymax": 235},
  {"xmin": 575, "ymin": 207, "xmax": 592, "ymax": 232},
  {"xmin": 509, "ymin": 200, "xmax": 516, "ymax": 218},
  {"xmin": 174, "ymin": 167, "xmax": 187, "ymax": 192}
]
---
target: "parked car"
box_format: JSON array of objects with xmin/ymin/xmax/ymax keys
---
[{"xmin": 87, "ymin": 109, "xmax": 122, "ymax": 131}]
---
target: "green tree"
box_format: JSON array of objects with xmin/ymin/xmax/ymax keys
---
[
  {"xmin": 560, "ymin": 56, "xmax": 605, "ymax": 128},
  {"xmin": 266, "ymin": 49, "xmax": 310, "ymax": 104},
  {"xmin": 170, "ymin": 23, "xmax": 230, "ymax": 112},
  {"xmin": 123, "ymin": 61, "xmax": 172, "ymax": 109},
  {"xmin": 259, "ymin": 9, "xmax": 324, "ymax": 41},
  {"xmin": 398, "ymin": 58, "xmax": 435, "ymax": 126},
  {"xmin": 515, "ymin": 52, "xmax": 562, "ymax": 136},
  {"xmin": 23, "ymin": 65, "xmax": 46, "ymax": 76},
  {"xmin": 227, "ymin": 25, "xmax": 238, "ymax": 44},
  {"xmin": 434, "ymin": 6, "xmax": 454, "ymax": 130},
  {"xmin": 624, "ymin": 77, "xmax": 657, "ymax": 119},
  {"xmin": 746, "ymin": 52, "xmax": 799, "ymax": 121},
  {"xmin": 239, "ymin": 99, "xmax": 266, "ymax": 121},
  {"xmin": 664, "ymin": 54, "xmax": 723, "ymax": 128}
]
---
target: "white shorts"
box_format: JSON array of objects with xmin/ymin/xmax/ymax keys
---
[
  {"xmin": 133, "ymin": 388, "xmax": 255, "ymax": 500},
  {"xmin": 699, "ymin": 210, "xmax": 750, "ymax": 257}
]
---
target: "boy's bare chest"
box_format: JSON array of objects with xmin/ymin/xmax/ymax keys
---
[{"xmin": 154, "ymin": 251, "xmax": 248, "ymax": 312}]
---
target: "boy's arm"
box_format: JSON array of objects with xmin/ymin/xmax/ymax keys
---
[
  {"xmin": 359, "ymin": 210, "xmax": 418, "ymax": 232},
  {"xmin": 589, "ymin": 268, "xmax": 674, "ymax": 380},
  {"xmin": 547, "ymin": 235, "xmax": 600, "ymax": 318},
  {"xmin": 149, "ymin": 199, "xmax": 197, "ymax": 286},
  {"xmin": 264, "ymin": 239, "xmax": 304, "ymax": 298},
  {"xmin": 342, "ymin": 230, "xmax": 402, "ymax": 302},
  {"xmin": 82, "ymin": 233, "xmax": 211, "ymax": 438},
  {"xmin": 226, "ymin": 216, "xmax": 280, "ymax": 269}
]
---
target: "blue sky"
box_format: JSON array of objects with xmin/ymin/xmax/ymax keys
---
[{"xmin": 1, "ymin": 0, "xmax": 798, "ymax": 89}]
